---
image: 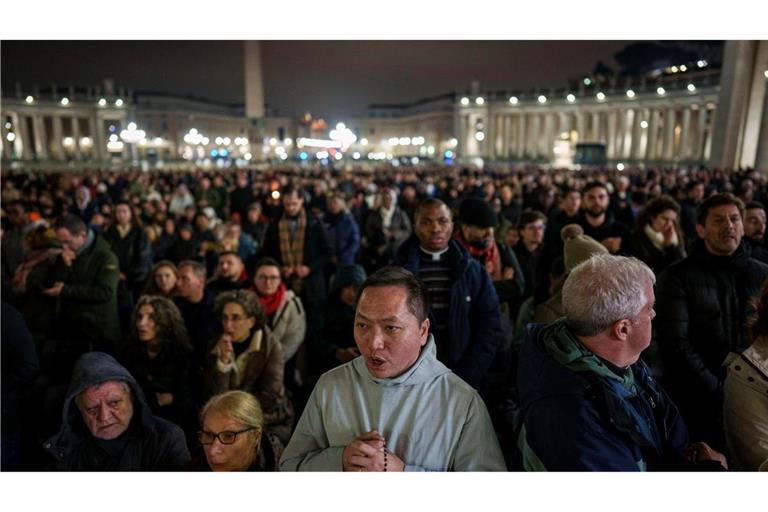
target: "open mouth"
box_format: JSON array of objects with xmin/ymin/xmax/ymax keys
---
[{"xmin": 368, "ymin": 356, "xmax": 387, "ymax": 369}]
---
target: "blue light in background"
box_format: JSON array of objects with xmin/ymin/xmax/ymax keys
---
[{"xmin": 299, "ymin": 152, "xmax": 308, "ymax": 161}]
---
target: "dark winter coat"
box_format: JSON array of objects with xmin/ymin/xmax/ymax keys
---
[
  {"xmin": 44, "ymin": 351, "xmax": 190, "ymax": 470},
  {"xmin": 261, "ymin": 210, "xmax": 332, "ymax": 311},
  {"xmin": 394, "ymin": 236, "xmax": 503, "ymax": 390},
  {"xmin": 628, "ymin": 227, "xmax": 686, "ymax": 275},
  {"xmin": 30, "ymin": 231, "xmax": 121, "ymax": 351},
  {"xmin": 117, "ymin": 341, "xmax": 198, "ymax": 435},
  {"xmin": 103, "ymin": 224, "xmax": 153, "ymax": 300},
  {"xmin": 655, "ymin": 239, "xmax": 768, "ymax": 447},
  {"xmin": 323, "ymin": 212, "xmax": 361, "ymax": 265},
  {"xmin": 517, "ymin": 321, "xmax": 702, "ymax": 471}
]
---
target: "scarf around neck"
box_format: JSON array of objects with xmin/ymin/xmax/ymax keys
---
[
  {"xmin": 258, "ymin": 282, "xmax": 286, "ymax": 317},
  {"xmin": 278, "ymin": 209, "xmax": 307, "ymax": 292},
  {"xmin": 455, "ymin": 231, "xmax": 502, "ymax": 280}
]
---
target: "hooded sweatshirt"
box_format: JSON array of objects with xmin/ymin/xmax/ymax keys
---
[
  {"xmin": 279, "ymin": 335, "xmax": 505, "ymax": 471},
  {"xmin": 44, "ymin": 352, "xmax": 190, "ymax": 470}
]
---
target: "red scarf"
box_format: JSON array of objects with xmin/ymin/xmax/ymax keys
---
[
  {"xmin": 455, "ymin": 231, "xmax": 502, "ymax": 281},
  {"xmin": 257, "ymin": 282, "xmax": 286, "ymax": 316}
]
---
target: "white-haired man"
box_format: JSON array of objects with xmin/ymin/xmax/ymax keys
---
[{"xmin": 516, "ymin": 254, "xmax": 726, "ymax": 471}]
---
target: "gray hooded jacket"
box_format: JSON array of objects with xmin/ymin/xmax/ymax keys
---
[{"xmin": 280, "ymin": 335, "xmax": 505, "ymax": 471}]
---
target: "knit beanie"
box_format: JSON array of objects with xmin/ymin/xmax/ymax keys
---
[{"xmin": 561, "ymin": 224, "xmax": 608, "ymax": 273}]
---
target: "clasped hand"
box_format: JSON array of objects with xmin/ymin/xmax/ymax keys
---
[{"xmin": 342, "ymin": 430, "xmax": 404, "ymax": 472}]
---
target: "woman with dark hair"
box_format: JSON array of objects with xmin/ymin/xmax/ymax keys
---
[
  {"xmin": 203, "ymin": 289, "xmax": 294, "ymax": 443},
  {"xmin": 103, "ymin": 201, "xmax": 154, "ymax": 306},
  {"xmin": 628, "ymin": 195, "xmax": 686, "ymax": 274},
  {"xmin": 142, "ymin": 260, "xmax": 179, "ymax": 298},
  {"xmin": 189, "ymin": 390, "xmax": 283, "ymax": 471},
  {"xmin": 724, "ymin": 278, "xmax": 768, "ymax": 471},
  {"xmin": 118, "ymin": 295, "xmax": 197, "ymax": 436}
]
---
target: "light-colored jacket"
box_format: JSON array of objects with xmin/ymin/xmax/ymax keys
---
[
  {"xmin": 723, "ymin": 339, "xmax": 768, "ymax": 471},
  {"xmin": 269, "ymin": 289, "xmax": 306, "ymax": 362},
  {"xmin": 279, "ymin": 335, "xmax": 506, "ymax": 471}
]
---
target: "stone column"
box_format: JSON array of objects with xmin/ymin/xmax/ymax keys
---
[
  {"xmin": 71, "ymin": 117, "xmax": 83, "ymax": 160},
  {"xmin": 709, "ymin": 40, "xmax": 768, "ymax": 168},
  {"xmin": 51, "ymin": 116, "xmax": 64, "ymax": 161},
  {"xmin": 679, "ymin": 108, "xmax": 692, "ymax": 161},
  {"xmin": 486, "ymin": 109, "xmax": 496, "ymax": 159},
  {"xmin": 646, "ymin": 110, "xmax": 661, "ymax": 161},
  {"xmin": 501, "ymin": 115, "xmax": 511, "ymax": 159},
  {"xmin": 517, "ymin": 114, "xmax": 526, "ymax": 159},
  {"xmin": 606, "ymin": 110, "xmax": 619, "ymax": 159},
  {"xmin": 696, "ymin": 106, "xmax": 708, "ymax": 162},
  {"xmin": 17, "ymin": 115, "xmax": 32, "ymax": 160},
  {"xmin": 589, "ymin": 112, "xmax": 599, "ymax": 141},
  {"xmin": 529, "ymin": 114, "xmax": 541, "ymax": 158},
  {"xmin": 89, "ymin": 116, "xmax": 102, "ymax": 161},
  {"xmin": 662, "ymin": 108, "xmax": 676, "ymax": 161},
  {"xmin": 630, "ymin": 109, "xmax": 643, "ymax": 160},
  {"xmin": 33, "ymin": 115, "xmax": 48, "ymax": 160},
  {"xmin": 755, "ymin": 77, "xmax": 768, "ymax": 174},
  {"xmin": 620, "ymin": 109, "xmax": 633, "ymax": 160},
  {"xmin": 542, "ymin": 113, "xmax": 555, "ymax": 161},
  {"xmin": 576, "ymin": 112, "xmax": 586, "ymax": 143},
  {"xmin": 1, "ymin": 115, "xmax": 13, "ymax": 158}
]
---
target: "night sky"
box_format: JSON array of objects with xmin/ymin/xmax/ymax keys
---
[{"xmin": 1, "ymin": 40, "xmax": 634, "ymax": 120}]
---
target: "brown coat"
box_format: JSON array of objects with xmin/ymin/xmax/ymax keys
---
[{"xmin": 204, "ymin": 328, "xmax": 294, "ymax": 443}]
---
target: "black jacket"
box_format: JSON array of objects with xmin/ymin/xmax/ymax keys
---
[
  {"xmin": 655, "ymin": 239, "xmax": 768, "ymax": 446},
  {"xmin": 260, "ymin": 209, "xmax": 332, "ymax": 309},
  {"xmin": 117, "ymin": 341, "xmax": 198, "ymax": 436},
  {"xmin": 44, "ymin": 351, "xmax": 190, "ymax": 470},
  {"xmin": 102, "ymin": 224, "xmax": 153, "ymax": 287},
  {"xmin": 628, "ymin": 227, "xmax": 686, "ymax": 275}
]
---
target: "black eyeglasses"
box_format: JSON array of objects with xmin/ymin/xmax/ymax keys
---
[{"xmin": 197, "ymin": 427, "xmax": 257, "ymax": 445}]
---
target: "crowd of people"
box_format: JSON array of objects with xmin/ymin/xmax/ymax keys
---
[{"xmin": 1, "ymin": 161, "xmax": 767, "ymax": 471}]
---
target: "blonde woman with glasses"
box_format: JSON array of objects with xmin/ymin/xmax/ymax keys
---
[{"xmin": 191, "ymin": 391, "xmax": 283, "ymax": 471}]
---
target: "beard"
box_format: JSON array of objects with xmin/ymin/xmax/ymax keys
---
[
  {"xmin": 585, "ymin": 206, "xmax": 607, "ymax": 218},
  {"xmin": 468, "ymin": 238, "xmax": 492, "ymax": 250}
]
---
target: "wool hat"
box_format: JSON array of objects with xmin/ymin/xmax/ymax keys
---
[
  {"xmin": 331, "ymin": 263, "xmax": 367, "ymax": 293},
  {"xmin": 561, "ymin": 224, "xmax": 608, "ymax": 273},
  {"xmin": 459, "ymin": 197, "xmax": 498, "ymax": 228}
]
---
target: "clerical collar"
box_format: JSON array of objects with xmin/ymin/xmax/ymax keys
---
[{"xmin": 419, "ymin": 246, "xmax": 449, "ymax": 261}]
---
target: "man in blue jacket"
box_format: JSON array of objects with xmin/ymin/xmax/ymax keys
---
[
  {"xmin": 394, "ymin": 198, "xmax": 502, "ymax": 391},
  {"xmin": 517, "ymin": 254, "xmax": 726, "ymax": 471}
]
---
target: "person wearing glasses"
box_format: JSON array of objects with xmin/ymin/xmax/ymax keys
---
[
  {"xmin": 203, "ymin": 290, "xmax": 294, "ymax": 444},
  {"xmin": 251, "ymin": 258, "xmax": 307, "ymax": 364},
  {"xmin": 191, "ymin": 391, "xmax": 283, "ymax": 471}
]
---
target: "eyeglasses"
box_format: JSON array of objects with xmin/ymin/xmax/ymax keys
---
[
  {"xmin": 221, "ymin": 314, "xmax": 250, "ymax": 324},
  {"xmin": 198, "ymin": 427, "xmax": 257, "ymax": 445},
  {"xmin": 256, "ymin": 275, "xmax": 281, "ymax": 282}
]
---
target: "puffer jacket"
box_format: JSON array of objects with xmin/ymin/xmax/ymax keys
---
[
  {"xmin": 655, "ymin": 239, "xmax": 768, "ymax": 446},
  {"xmin": 44, "ymin": 351, "xmax": 190, "ymax": 470}
]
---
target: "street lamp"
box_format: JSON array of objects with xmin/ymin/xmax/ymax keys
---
[{"xmin": 120, "ymin": 122, "xmax": 146, "ymax": 162}]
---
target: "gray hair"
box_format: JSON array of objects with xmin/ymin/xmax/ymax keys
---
[{"xmin": 562, "ymin": 254, "xmax": 655, "ymax": 337}]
